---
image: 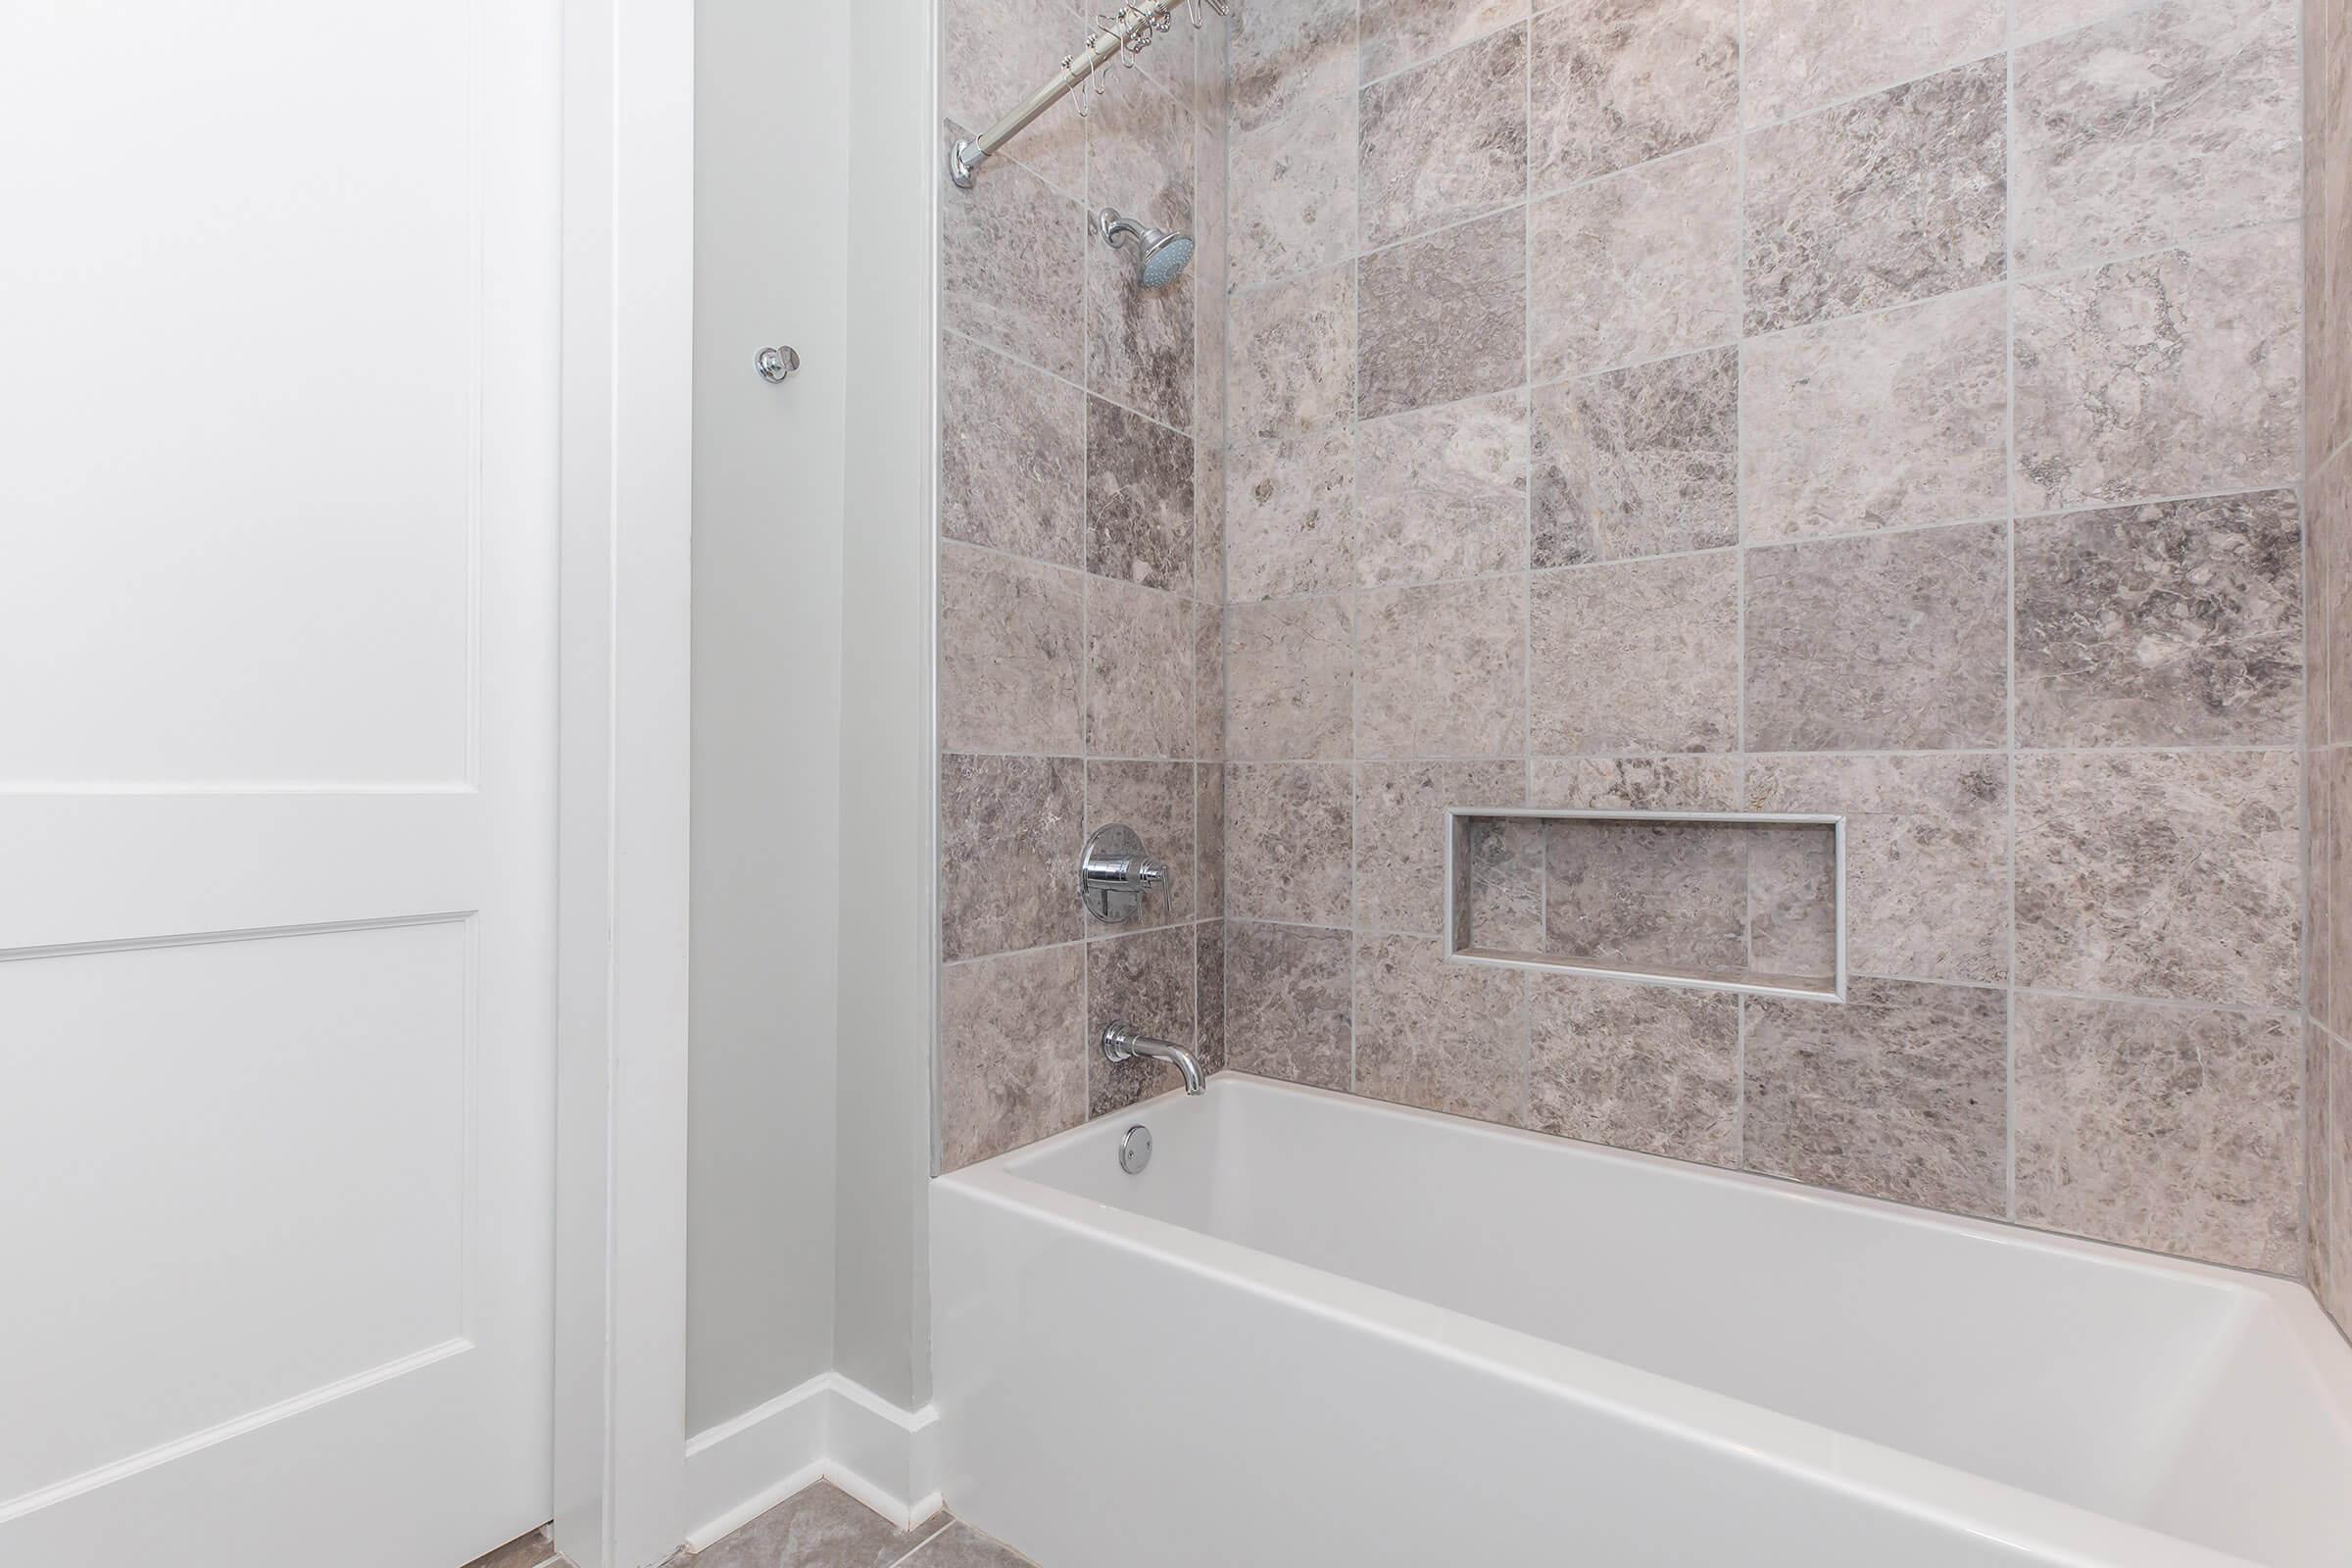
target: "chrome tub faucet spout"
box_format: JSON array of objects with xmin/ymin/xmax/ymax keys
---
[{"xmin": 1100, "ymin": 1022, "xmax": 1204, "ymax": 1096}]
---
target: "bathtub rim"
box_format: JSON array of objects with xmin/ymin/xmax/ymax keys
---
[{"xmin": 934, "ymin": 1072, "xmax": 2352, "ymax": 1568}]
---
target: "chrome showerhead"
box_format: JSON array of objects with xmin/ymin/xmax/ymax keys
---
[{"xmin": 1098, "ymin": 207, "xmax": 1196, "ymax": 288}]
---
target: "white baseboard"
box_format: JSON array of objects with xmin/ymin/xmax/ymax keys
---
[{"xmin": 681, "ymin": 1373, "xmax": 941, "ymax": 1549}]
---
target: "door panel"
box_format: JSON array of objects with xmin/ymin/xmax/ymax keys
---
[{"xmin": 0, "ymin": 2, "xmax": 561, "ymax": 1564}]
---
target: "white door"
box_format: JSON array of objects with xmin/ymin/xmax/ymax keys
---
[{"xmin": 0, "ymin": 4, "xmax": 562, "ymax": 1565}]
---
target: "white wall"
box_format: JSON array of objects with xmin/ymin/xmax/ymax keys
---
[{"xmin": 686, "ymin": 0, "xmax": 852, "ymax": 1434}]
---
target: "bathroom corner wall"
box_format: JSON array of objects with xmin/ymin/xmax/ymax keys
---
[
  {"xmin": 933, "ymin": 1, "xmax": 1230, "ymax": 1172},
  {"xmin": 1219, "ymin": 0, "xmax": 2309, "ymax": 1273},
  {"xmin": 2308, "ymin": 0, "xmax": 2352, "ymax": 1332}
]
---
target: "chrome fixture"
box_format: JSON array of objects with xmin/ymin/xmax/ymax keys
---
[
  {"xmin": 1079, "ymin": 823, "xmax": 1167, "ymax": 923},
  {"xmin": 948, "ymin": 0, "xmax": 1235, "ymax": 190},
  {"xmin": 1101, "ymin": 1023, "xmax": 1204, "ymax": 1096},
  {"xmin": 755, "ymin": 344, "xmax": 800, "ymax": 383},
  {"xmin": 1117, "ymin": 1123, "xmax": 1153, "ymax": 1175},
  {"xmin": 1098, "ymin": 207, "xmax": 1196, "ymax": 288}
]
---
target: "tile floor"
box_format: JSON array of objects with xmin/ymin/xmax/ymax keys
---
[{"xmin": 462, "ymin": 1483, "xmax": 1033, "ymax": 1568}]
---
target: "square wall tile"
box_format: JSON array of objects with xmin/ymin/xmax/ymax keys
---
[
  {"xmin": 1088, "ymin": 924, "xmax": 1199, "ymax": 1114},
  {"xmin": 1465, "ymin": 816, "xmax": 1549, "ymax": 950},
  {"xmin": 1231, "ymin": 91, "xmax": 1359, "ymax": 289},
  {"xmin": 1533, "ymin": 347, "xmax": 1739, "ymax": 566},
  {"xmin": 942, "ymin": 127, "xmax": 1086, "ymax": 381},
  {"xmin": 1354, "ymin": 933, "xmax": 1531, "ymax": 1122},
  {"xmin": 1530, "ymin": 0, "xmax": 1739, "ymax": 186},
  {"xmin": 1362, "ymin": 0, "xmax": 1530, "ymax": 80},
  {"xmin": 1086, "ymin": 578, "xmax": 1197, "ymax": 759},
  {"xmin": 1227, "ymin": 762, "xmax": 1355, "ymax": 925},
  {"xmin": 1544, "ymin": 817, "xmax": 1749, "ymax": 972},
  {"xmin": 940, "ymin": 753, "xmax": 1085, "ymax": 961},
  {"xmin": 1355, "ymin": 576, "xmax": 1529, "ymax": 760},
  {"xmin": 2015, "ymin": 491, "xmax": 2303, "ymax": 748},
  {"xmin": 1227, "ymin": 430, "xmax": 1356, "ymax": 602},
  {"xmin": 1744, "ymin": 979, "xmax": 2009, "ymax": 1219},
  {"xmin": 1531, "ymin": 755, "xmax": 1740, "ymax": 810},
  {"xmin": 2016, "ymin": 994, "xmax": 2301, "ymax": 1273},
  {"xmin": 2014, "ymin": 750, "xmax": 2301, "ymax": 1007},
  {"xmin": 1742, "ymin": 60, "xmax": 2007, "ymax": 335},
  {"xmin": 1744, "ymin": 521, "xmax": 2009, "ymax": 753},
  {"xmin": 939, "ymin": 945, "xmax": 1086, "ymax": 1171},
  {"xmin": 2013, "ymin": 227, "xmax": 2303, "ymax": 512},
  {"xmin": 942, "ymin": 332, "xmax": 1085, "ymax": 566},
  {"xmin": 1359, "ymin": 209, "xmax": 1530, "ymax": 420},
  {"xmin": 1230, "ymin": 264, "xmax": 1357, "ymax": 440},
  {"xmin": 1226, "ymin": 920, "xmax": 1354, "ymax": 1089},
  {"xmin": 1232, "ymin": 0, "xmax": 1359, "ymax": 133},
  {"xmin": 1528, "ymin": 976, "xmax": 1739, "ymax": 1165},
  {"xmin": 1531, "ymin": 552, "xmax": 1740, "ymax": 755},
  {"xmin": 2013, "ymin": 0, "xmax": 2300, "ymax": 276},
  {"xmin": 1742, "ymin": 0, "xmax": 2002, "ymax": 126},
  {"xmin": 1739, "ymin": 287, "xmax": 2009, "ymax": 544},
  {"xmin": 1088, "ymin": 241, "xmax": 1196, "ymax": 433},
  {"xmin": 940, "ymin": 543, "xmax": 1084, "ymax": 755},
  {"xmin": 1531, "ymin": 143, "xmax": 1740, "ymax": 381},
  {"xmin": 1356, "ymin": 392, "xmax": 1530, "ymax": 589},
  {"xmin": 1088, "ymin": 66, "xmax": 1195, "ymax": 226},
  {"xmin": 1357, "ymin": 760, "xmax": 1528, "ymax": 935},
  {"xmin": 1225, "ymin": 597, "xmax": 1354, "ymax": 761},
  {"xmin": 1087, "ymin": 397, "xmax": 1195, "ymax": 594},
  {"xmin": 1086, "ymin": 760, "xmax": 1197, "ymax": 931},
  {"xmin": 1359, "ymin": 24, "xmax": 1529, "ymax": 249},
  {"xmin": 1748, "ymin": 753, "xmax": 2011, "ymax": 986}
]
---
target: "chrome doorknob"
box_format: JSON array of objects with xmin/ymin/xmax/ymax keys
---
[{"xmin": 756, "ymin": 345, "xmax": 801, "ymax": 383}]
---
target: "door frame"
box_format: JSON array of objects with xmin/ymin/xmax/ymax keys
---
[{"xmin": 552, "ymin": 1, "xmax": 694, "ymax": 1565}]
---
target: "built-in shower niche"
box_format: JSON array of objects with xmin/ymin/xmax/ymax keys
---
[{"xmin": 1445, "ymin": 808, "xmax": 1846, "ymax": 1003}]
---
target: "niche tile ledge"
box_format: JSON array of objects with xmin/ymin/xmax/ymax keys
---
[{"xmin": 1444, "ymin": 808, "xmax": 1848, "ymax": 1004}]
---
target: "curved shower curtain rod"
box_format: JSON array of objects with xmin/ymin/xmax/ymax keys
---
[{"xmin": 948, "ymin": 0, "xmax": 1235, "ymax": 190}]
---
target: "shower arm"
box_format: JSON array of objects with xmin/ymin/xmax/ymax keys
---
[{"xmin": 948, "ymin": 0, "xmax": 1233, "ymax": 189}]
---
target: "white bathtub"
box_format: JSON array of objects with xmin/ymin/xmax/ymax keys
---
[{"xmin": 930, "ymin": 1073, "xmax": 2352, "ymax": 1567}]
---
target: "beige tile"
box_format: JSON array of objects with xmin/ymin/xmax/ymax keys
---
[
  {"xmin": 1533, "ymin": 347, "xmax": 1739, "ymax": 566},
  {"xmin": 1086, "ymin": 760, "xmax": 1196, "ymax": 931},
  {"xmin": 1194, "ymin": 608, "xmax": 1224, "ymax": 760},
  {"xmin": 940, "ymin": 946, "xmax": 1086, "ymax": 1172},
  {"xmin": 1530, "ymin": 552, "xmax": 1740, "ymax": 755},
  {"xmin": 1528, "ymin": 976, "xmax": 1740, "ymax": 1165},
  {"xmin": 2016, "ymin": 0, "xmax": 2135, "ymax": 36},
  {"xmin": 1225, "ymin": 597, "xmax": 1354, "ymax": 760},
  {"xmin": 2013, "ymin": 0, "xmax": 2300, "ymax": 276},
  {"xmin": 1531, "ymin": 755, "xmax": 1740, "ymax": 809},
  {"xmin": 1748, "ymin": 753, "xmax": 2011, "ymax": 986},
  {"xmin": 2316, "ymin": 1028, "xmax": 2352, "ymax": 1321},
  {"xmin": 940, "ymin": 754, "xmax": 1085, "ymax": 961},
  {"xmin": 1746, "ymin": 821, "xmax": 1839, "ymax": 979},
  {"xmin": 1198, "ymin": 760, "xmax": 1226, "ymax": 919},
  {"xmin": 939, "ymin": 543, "xmax": 1084, "ymax": 756},
  {"xmin": 1743, "ymin": 0, "xmax": 2002, "ymax": 126},
  {"xmin": 1355, "ymin": 575, "xmax": 1528, "ymax": 760},
  {"xmin": 2014, "ymin": 750, "xmax": 2301, "ymax": 1007},
  {"xmin": 1359, "ymin": 25, "xmax": 1530, "ymax": 248},
  {"xmin": 1087, "ymin": 397, "xmax": 1195, "ymax": 595},
  {"xmin": 942, "ymin": 333, "xmax": 1085, "ymax": 567},
  {"xmin": 1743, "ymin": 60, "xmax": 2007, "ymax": 334},
  {"xmin": 942, "ymin": 0, "xmax": 1086, "ymax": 197},
  {"xmin": 1197, "ymin": 916, "xmax": 1228, "ymax": 1074},
  {"xmin": 1195, "ymin": 441, "xmax": 1225, "ymax": 605},
  {"xmin": 1356, "ymin": 760, "xmax": 1527, "ymax": 936},
  {"xmin": 1087, "ymin": 239, "xmax": 1196, "ymax": 433},
  {"xmin": 1362, "ymin": 0, "xmax": 1530, "ymax": 79},
  {"xmin": 1465, "ymin": 816, "xmax": 1548, "ymax": 950},
  {"xmin": 2016, "ymin": 994, "xmax": 2302, "ymax": 1273},
  {"xmin": 1531, "ymin": 143, "xmax": 1740, "ymax": 380},
  {"xmin": 1359, "ymin": 209, "xmax": 1530, "ymax": 420},
  {"xmin": 1356, "ymin": 391, "xmax": 1530, "ymax": 589},
  {"xmin": 1232, "ymin": 0, "xmax": 1359, "ymax": 133},
  {"xmin": 1086, "ymin": 578, "xmax": 1196, "ymax": 759},
  {"xmin": 1226, "ymin": 762, "xmax": 1355, "ymax": 925},
  {"xmin": 1354, "ymin": 933, "xmax": 1531, "ymax": 1121},
  {"xmin": 1230, "ymin": 91, "xmax": 1359, "ymax": 289},
  {"xmin": 1088, "ymin": 924, "xmax": 1199, "ymax": 1113},
  {"xmin": 1530, "ymin": 0, "xmax": 1739, "ymax": 185},
  {"xmin": 1226, "ymin": 919, "xmax": 1354, "ymax": 1089},
  {"xmin": 1744, "ymin": 979, "xmax": 2008, "ymax": 1218},
  {"xmin": 1227, "ymin": 430, "xmax": 1356, "ymax": 602},
  {"xmin": 1544, "ymin": 817, "xmax": 1749, "ymax": 972},
  {"xmin": 2013, "ymin": 227, "xmax": 2303, "ymax": 512},
  {"xmin": 1230, "ymin": 263, "xmax": 1357, "ymax": 440},
  {"xmin": 942, "ymin": 124, "xmax": 1086, "ymax": 380},
  {"xmin": 1743, "ymin": 521, "xmax": 2009, "ymax": 754},
  {"xmin": 2015, "ymin": 492, "xmax": 2303, "ymax": 748},
  {"xmin": 1087, "ymin": 66, "xmax": 1195, "ymax": 227},
  {"xmin": 1739, "ymin": 287, "xmax": 2009, "ymax": 544}
]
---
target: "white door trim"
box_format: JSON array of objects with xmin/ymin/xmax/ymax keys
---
[{"xmin": 553, "ymin": 1, "xmax": 695, "ymax": 1565}]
